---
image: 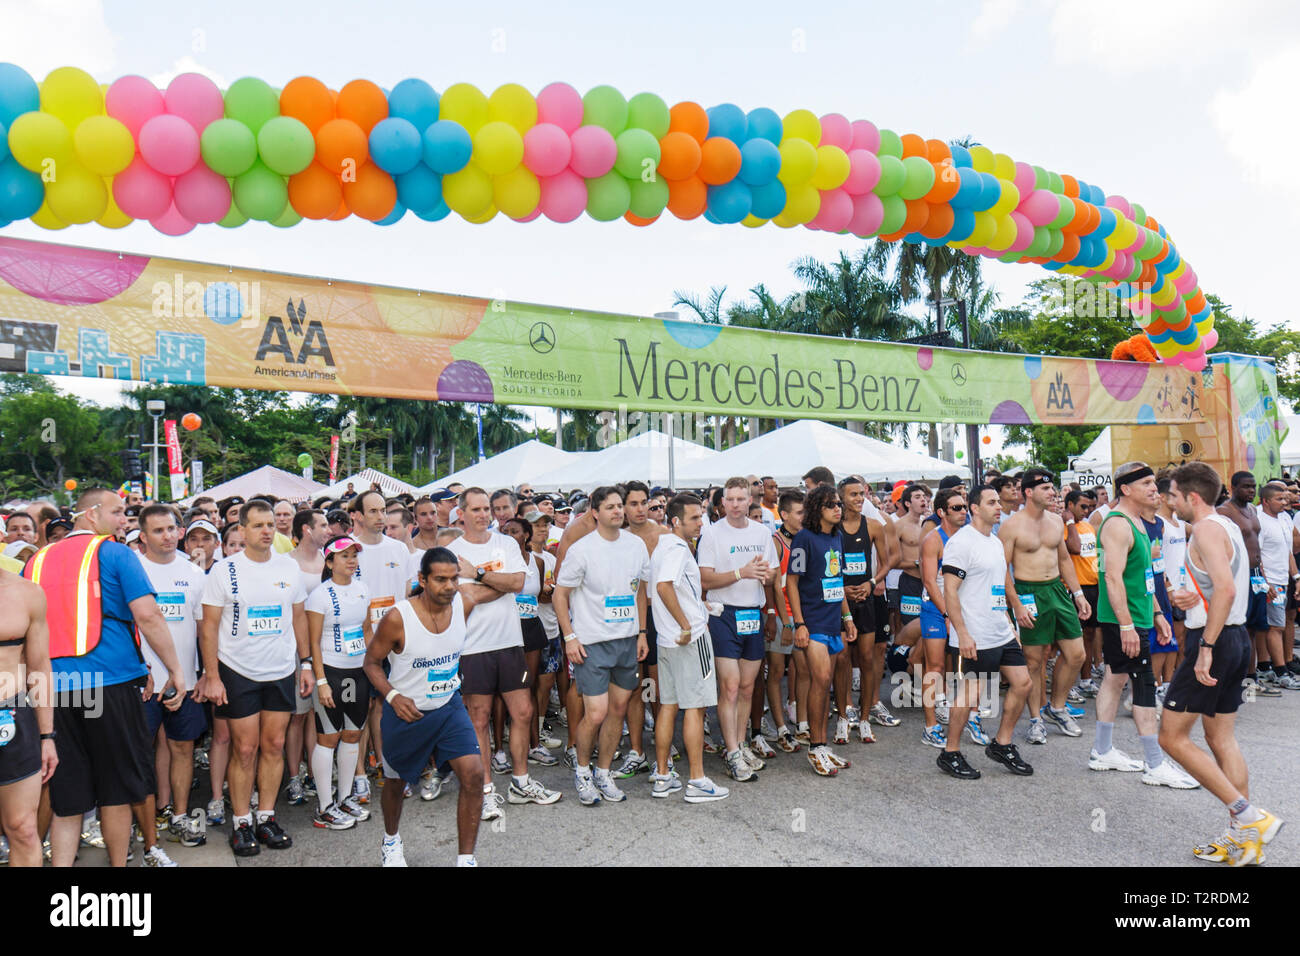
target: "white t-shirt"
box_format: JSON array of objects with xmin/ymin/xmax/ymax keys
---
[
  {"xmin": 1259, "ymin": 510, "xmax": 1293, "ymax": 586},
  {"xmin": 532, "ymin": 549, "xmax": 559, "ymax": 639},
  {"xmin": 696, "ymin": 517, "xmax": 777, "ymax": 607},
  {"xmin": 1161, "ymin": 513, "xmax": 1188, "ymax": 590},
  {"xmin": 555, "ymin": 529, "xmax": 651, "ymax": 645},
  {"xmin": 546, "ymin": 524, "xmax": 563, "ymax": 548},
  {"xmin": 202, "ymin": 551, "xmax": 308, "ymax": 682},
  {"xmin": 138, "ymin": 552, "xmax": 206, "ymax": 682},
  {"xmin": 355, "ymin": 534, "xmax": 416, "ymax": 629},
  {"xmin": 942, "ymin": 524, "xmax": 1015, "ymax": 650},
  {"xmin": 447, "ymin": 531, "xmax": 526, "ymax": 655},
  {"xmin": 306, "ymin": 578, "xmax": 372, "ymax": 669},
  {"xmin": 651, "ymin": 533, "xmax": 708, "ymax": 646}
]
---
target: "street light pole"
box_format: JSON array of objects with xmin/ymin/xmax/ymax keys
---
[{"xmin": 146, "ymin": 399, "xmax": 165, "ymax": 499}]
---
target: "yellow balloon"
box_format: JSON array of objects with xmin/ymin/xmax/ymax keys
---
[
  {"xmin": 988, "ymin": 213, "xmax": 1017, "ymax": 251},
  {"xmin": 488, "ymin": 83, "xmax": 537, "ymax": 135},
  {"xmin": 97, "ymin": 182, "xmax": 133, "ymax": 228},
  {"xmin": 1151, "ymin": 282, "xmax": 1177, "ymax": 307},
  {"xmin": 968, "ymin": 145, "xmax": 995, "ymax": 173},
  {"xmin": 1167, "ymin": 260, "xmax": 1186, "ymax": 281},
  {"xmin": 41, "ymin": 67, "xmax": 104, "ymax": 128},
  {"xmin": 440, "ymin": 83, "xmax": 489, "ymax": 135},
  {"xmin": 741, "ymin": 213, "xmax": 766, "ymax": 228},
  {"xmin": 777, "ymin": 138, "xmax": 817, "ymax": 185},
  {"xmin": 1152, "ymin": 338, "xmax": 1179, "ymax": 358},
  {"xmin": 782, "ymin": 109, "xmax": 821, "ymax": 145},
  {"xmin": 781, "ymin": 182, "xmax": 820, "ymax": 224},
  {"xmin": 493, "ymin": 165, "xmax": 539, "ymax": 218},
  {"xmin": 992, "ymin": 152, "xmax": 1016, "ymax": 181},
  {"xmin": 462, "ymin": 203, "xmax": 498, "ymax": 224},
  {"xmin": 473, "ymin": 121, "xmax": 525, "ymax": 176},
  {"xmin": 967, "ymin": 210, "xmax": 997, "ymax": 247},
  {"xmin": 769, "ymin": 212, "xmax": 799, "ymax": 228},
  {"xmin": 7, "ymin": 111, "xmax": 75, "ymax": 172},
  {"xmin": 45, "ymin": 162, "xmax": 108, "ymax": 223},
  {"xmin": 810, "ymin": 145, "xmax": 849, "ymax": 190},
  {"xmin": 442, "ymin": 163, "xmax": 494, "ymax": 217},
  {"xmin": 30, "ymin": 199, "xmax": 67, "ymax": 230},
  {"xmin": 1097, "ymin": 248, "xmax": 1115, "ymax": 271},
  {"xmin": 990, "ymin": 180, "xmax": 1019, "ymax": 216},
  {"xmin": 73, "ymin": 115, "xmax": 134, "ymax": 177}
]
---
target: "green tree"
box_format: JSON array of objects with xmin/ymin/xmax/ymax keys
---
[{"xmin": 0, "ymin": 390, "xmax": 120, "ymax": 496}]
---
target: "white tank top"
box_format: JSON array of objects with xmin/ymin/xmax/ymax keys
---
[
  {"xmin": 517, "ymin": 551, "xmax": 541, "ymax": 620},
  {"xmin": 1184, "ymin": 515, "xmax": 1248, "ymax": 628},
  {"xmin": 387, "ymin": 594, "xmax": 466, "ymax": 711}
]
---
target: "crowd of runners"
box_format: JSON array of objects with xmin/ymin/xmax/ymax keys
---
[{"xmin": 0, "ymin": 461, "xmax": 1294, "ymax": 867}]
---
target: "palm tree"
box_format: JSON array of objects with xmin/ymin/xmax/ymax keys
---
[{"xmin": 479, "ymin": 403, "xmax": 527, "ymax": 457}]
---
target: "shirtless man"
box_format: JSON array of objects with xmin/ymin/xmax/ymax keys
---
[
  {"xmin": 0, "ymin": 564, "xmax": 57, "ymax": 866},
  {"xmin": 894, "ymin": 484, "xmax": 931, "ymax": 647},
  {"xmin": 999, "ymin": 468, "xmax": 1090, "ymax": 743},
  {"xmin": 1217, "ymin": 472, "xmax": 1280, "ymax": 697}
]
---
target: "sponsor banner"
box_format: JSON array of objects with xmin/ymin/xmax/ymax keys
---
[
  {"xmin": 163, "ymin": 419, "xmax": 187, "ymax": 500},
  {"xmin": 191, "ymin": 460, "xmax": 204, "ymax": 496},
  {"xmin": 329, "ymin": 434, "xmax": 339, "ymax": 484},
  {"xmin": 0, "ymin": 235, "xmax": 1218, "ymax": 426}
]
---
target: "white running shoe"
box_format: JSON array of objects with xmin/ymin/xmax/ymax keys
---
[
  {"xmin": 858, "ymin": 720, "xmax": 876, "ymax": 743},
  {"xmin": 1025, "ymin": 718, "xmax": 1048, "ymax": 745},
  {"xmin": 527, "ymin": 745, "xmax": 559, "ymax": 767},
  {"xmin": 507, "ymin": 777, "xmax": 562, "ymax": 805},
  {"xmin": 684, "ymin": 777, "xmax": 730, "ymax": 802},
  {"xmin": 869, "ymin": 702, "xmax": 902, "ymax": 727},
  {"xmin": 740, "ymin": 742, "xmax": 766, "ymax": 771},
  {"xmin": 650, "ymin": 772, "xmax": 683, "ymax": 798},
  {"xmin": 935, "ymin": 696, "xmax": 950, "ymax": 725},
  {"xmin": 593, "ymin": 772, "xmax": 627, "ymax": 803},
  {"xmin": 490, "ymin": 751, "xmax": 512, "ymax": 775},
  {"xmin": 381, "ymin": 836, "xmax": 407, "ymax": 867},
  {"xmin": 1089, "ymin": 747, "xmax": 1144, "ymax": 772},
  {"xmin": 480, "ymin": 785, "xmax": 505, "ymax": 821},
  {"xmin": 141, "ymin": 845, "xmax": 178, "ymax": 868},
  {"xmin": 750, "ymin": 734, "xmax": 777, "ymax": 759},
  {"xmin": 834, "ymin": 717, "xmax": 850, "ymax": 745},
  {"xmin": 574, "ymin": 771, "xmax": 602, "ymax": 806},
  {"xmin": 419, "ymin": 769, "xmax": 444, "ymax": 801},
  {"xmin": 784, "ymin": 700, "xmax": 797, "ymax": 725},
  {"xmin": 1142, "ymin": 759, "xmax": 1201, "ymax": 790}
]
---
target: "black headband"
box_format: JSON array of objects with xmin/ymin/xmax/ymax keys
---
[
  {"xmin": 1022, "ymin": 473, "xmax": 1054, "ymax": 492},
  {"xmin": 1114, "ymin": 466, "xmax": 1155, "ymax": 490}
]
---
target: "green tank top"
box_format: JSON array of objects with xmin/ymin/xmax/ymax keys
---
[{"xmin": 1096, "ymin": 511, "xmax": 1153, "ymax": 629}]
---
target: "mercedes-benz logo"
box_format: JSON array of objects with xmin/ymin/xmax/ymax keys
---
[
  {"xmin": 529, "ymin": 321, "xmax": 555, "ymax": 354},
  {"xmin": 951, "ymin": 363, "xmax": 967, "ymax": 386}
]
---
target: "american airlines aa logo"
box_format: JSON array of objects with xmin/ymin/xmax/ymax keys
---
[
  {"xmin": 1046, "ymin": 371, "xmax": 1074, "ymax": 412},
  {"xmin": 256, "ymin": 299, "xmax": 335, "ymax": 366}
]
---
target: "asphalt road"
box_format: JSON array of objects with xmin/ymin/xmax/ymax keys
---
[{"xmin": 73, "ymin": 674, "xmax": 1299, "ymax": 868}]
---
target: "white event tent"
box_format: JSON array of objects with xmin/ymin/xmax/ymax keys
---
[
  {"xmin": 531, "ymin": 430, "xmax": 719, "ymax": 490},
  {"xmin": 180, "ymin": 465, "xmax": 326, "ymax": 506},
  {"xmin": 418, "ymin": 440, "xmax": 588, "ymax": 493},
  {"xmin": 322, "ymin": 468, "xmax": 419, "ymax": 499}
]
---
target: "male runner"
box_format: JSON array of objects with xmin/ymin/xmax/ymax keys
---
[
  {"xmin": 1162, "ymin": 462, "xmax": 1283, "ymax": 865},
  {"xmin": 1217, "ymin": 473, "xmax": 1281, "ymax": 696},
  {"xmin": 1065, "ymin": 489, "xmax": 1102, "ymax": 696},
  {"xmin": 490, "ymin": 490, "xmax": 517, "ymax": 529},
  {"xmin": 290, "ymin": 509, "xmax": 328, "ymax": 595},
  {"xmin": 272, "ymin": 500, "xmax": 296, "ymax": 553},
  {"xmin": 411, "ymin": 496, "xmax": 444, "ymax": 551},
  {"xmin": 1256, "ymin": 483, "xmax": 1300, "ymax": 688},
  {"xmin": 837, "ymin": 476, "xmax": 893, "ymax": 743},
  {"xmin": 760, "ymin": 477, "xmax": 781, "ymax": 529},
  {"xmin": 894, "ymin": 483, "xmax": 931, "ymax": 649},
  {"xmin": 3, "ymin": 512, "xmax": 36, "ymax": 545}
]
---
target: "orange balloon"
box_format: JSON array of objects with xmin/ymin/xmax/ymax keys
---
[
  {"xmin": 1139, "ymin": 261, "xmax": 1157, "ymax": 284},
  {"xmin": 666, "ymin": 175, "xmax": 707, "ymax": 219},
  {"xmin": 1145, "ymin": 216, "xmax": 1158, "ymax": 230},
  {"xmin": 1060, "ymin": 174, "xmax": 1079, "ymax": 198},
  {"xmin": 658, "ymin": 131, "xmax": 702, "ymax": 181},
  {"xmin": 981, "ymin": 435, "xmax": 992, "ymax": 445},
  {"xmin": 289, "ymin": 162, "xmax": 345, "ymax": 219},
  {"xmin": 1081, "ymin": 202, "xmax": 1100, "ymax": 234},
  {"xmin": 64, "ymin": 478, "xmax": 78, "ymax": 491},
  {"xmin": 919, "ymin": 202, "xmax": 952, "ymax": 239},
  {"xmin": 180, "ymin": 412, "xmax": 202, "ymax": 431},
  {"xmin": 668, "ymin": 102, "xmax": 709, "ymax": 145},
  {"xmin": 1184, "ymin": 290, "xmax": 1207, "ymax": 314},
  {"xmin": 925, "ymin": 162, "xmax": 960, "ymax": 203},
  {"xmin": 327, "ymin": 198, "xmax": 351, "ymax": 220},
  {"xmin": 698, "ymin": 137, "xmax": 741, "ymax": 185},
  {"xmin": 335, "ymin": 80, "xmax": 388, "ymax": 134},
  {"xmin": 1145, "ymin": 316, "xmax": 1170, "ymax": 336},
  {"xmin": 901, "ymin": 198, "xmax": 929, "ymax": 234},
  {"xmin": 280, "ymin": 76, "xmax": 335, "ymax": 133},
  {"xmin": 315, "ymin": 118, "xmax": 369, "ymax": 174},
  {"xmin": 1054, "ymin": 232, "xmax": 1081, "ymax": 262},
  {"xmin": 925, "ymin": 139, "xmax": 951, "ymax": 164},
  {"xmin": 624, "ymin": 211, "xmax": 658, "ymax": 227},
  {"xmin": 342, "ymin": 162, "xmax": 397, "ymax": 221},
  {"xmin": 900, "ymin": 133, "xmax": 926, "ymax": 158},
  {"xmin": 878, "ymin": 228, "xmax": 908, "ymax": 243},
  {"xmin": 1063, "ymin": 197, "xmax": 1090, "ymax": 233}
]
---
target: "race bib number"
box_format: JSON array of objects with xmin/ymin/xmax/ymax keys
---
[
  {"xmin": 604, "ymin": 594, "xmax": 635, "ymax": 626},
  {"xmin": 516, "ymin": 594, "xmax": 539, "ymax": 619},
  {"xmin": 369, "ymin": 596, "xmax": 395, "ymax": 626},
  {"xmin": 1250, "ymin": 574, "xmax": 1268, "ymax": 595},
  {"xmin": 0, "ymin": 709, "xmax": 13, "ymax": 747},
  {"xmin": 735, "ymin": 609, "xmax": 761, "ymax": 635},
  {"xmin": 1020, "ymin": 592, "xmax": 1037, "ymax": 617},
  {"xmin": 155, "ymin": 591, "xmax": 186, "ymax": 622},
  {"xmin": 247, "ymin": 605, "xmax": 283, "ymax": 637},
  {"xmin": 844, "ymin": 552, "xmax": 867, "ymax": 576},
  {"xmin": 900, "ymin": 596, "xmax": 922, "ymax": 617},
  {"xmin": 1152, "ymin": 557, "xmax": 1166, "ymax": 574},
  {"xmin": 1079, "ymin": 536, "xmax": 1097, "ymax": 559},
  {"xmin": 426, "ymin": 665, "xmax": 460, "ymax": 706},
  {"xmin": 821, "ymin": 577, "xmax": 844, "ymax": 602},
  {"xmin": 1271, "ymin": 585, "xmax": 1287, "ymax": 609},
  {"xmin": 340, "ymin": 625, "xmax": 365, "ymax": 656},
  {"xmin": 991, "ymin": 584, "xmax": 1007, "ymax": 612},
  {"xmin": 1145, "ymin": 568, "xmax": 1156, "ymax": 596}
]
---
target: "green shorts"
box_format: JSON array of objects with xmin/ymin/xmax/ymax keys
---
[{"xmin": 1014, "ymin": 578, "xmax": 1083, "ymax": 646}]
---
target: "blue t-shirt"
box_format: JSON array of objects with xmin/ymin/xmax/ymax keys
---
[
  {"xmin": 790, "ymin": 528, "xmax": 845, "ymax": 636},
  {"xmin": 53, "ymin": 538, "xmax": 154, "ymax": 690}
]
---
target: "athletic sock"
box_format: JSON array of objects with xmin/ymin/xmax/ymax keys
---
[
  {"xmin": 797, "ymin": 721, "xmax": 809, "ymax": 733},
  {"xmin": 1139, "ymin": 733, "xmax": 1163, "ymax": 768},
  {"xmin": 383, "ymin": 831, "xmax": 400, "ymax": 844},
  {"xmin": 337, "ymin": 741, "xmax": 360, "ymax": 807},
  {"xmin": 254, "ymin": 809, "xmax": 272, "ymax": 824},
  {"xmin": 234, "ymin": 813, "xmax": 253, "ymax": 828},
  {"xmin": 512, "ymin": 774, "xmax": 529, "ymax": 790},
  {"xmin": 456, "ymin": 854, "xmax": 476, "ymax": 867},
  {"xmin": 310, "ymin": 744, "xmax": 335, "ymax": 812},
  {"xmin": 776, "ymin": 724, "xmax": 789, "ymax": 737},
  {"xmin": 576, "ymin": 762, "xmax": 591, "ymax": 777},
  {"xmin": 1274, "ymin": 664, "xmax": 1288, "ymax": 678},
  {"xmin": 1227, "ymin": 797, "xmax": 1263, "ymax": 823},
  {"xmin": 1095, "ymin": 721, "xmax": 1114, "ymax": 755}
]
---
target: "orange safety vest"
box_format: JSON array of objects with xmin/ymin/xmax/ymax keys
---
[{"xmin": 22, "ymin": 533, "xmax": 113, "ymax": 658}]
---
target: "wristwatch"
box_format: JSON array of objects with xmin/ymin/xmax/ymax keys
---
[{"xmin": 475, "ymin": 566, "xmax": 487, "ymax": 583}]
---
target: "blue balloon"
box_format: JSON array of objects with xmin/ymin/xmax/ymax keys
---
[
  {"xmin": 1149, "ymin": 273, "xmax": 1165, "ymax": 296},
  {"xmin": 388, "ymin": 78, "xmax": 439, "ymax": 130},
  {"xmin": 0, "ymin": 121, "xmax": 8, "ymax": 164},
  {"xmin": 1156, "ymin": 223, "xmax": 1167, "ymax": 239},
  {"xmin": 944, "ymin": 206, "xmax": 976, "ymax": 243},
  {"xmin": 971, "ymin": 172, "xmax": 1001, "ymax": 212},
  {"xmin": 745, "ymin": 107, "xmax": 783, "ymax": 146},
  {"xmin": 749, "ymin": 180, "xmax": 786, "ymax": 219},
  {"xmin": 370, "ymin": 118, "xmax": 424, "ymax": 175},
  {"xmin": 1191, "ymin": 305, "xmax": 1213, "ymax": 321},
  {"xmin": 1089, "ymin": 184, "xmax": 1105, "ymax": 206},
  {"xmin": 949, "ymin": 144, "xmax": 972, "ymax": 168},
  {"xmin": 1170, "ymin": 322, "xmax": 1198, "ymax": 346},
  {"xmin": 413, "ymin": 199, "xmax": 450, "ymax": 222},
  {"xmin": 396, "ymin": 163, "xmax": 442, "ymax": 214},
  {"xmin": 422, "ymin": 120, "xmax": 472, "ymax": 174},
  {"xmin": 1156, "ymin": 245, "xmax": 1180, "ymax": 274},
  {"xmin": 706, "ymin": 180, "xmax": 752, "ymax": 224},
  {"xmin": 0, "ymin": 63, "xmax": 39, "ymax": 127},
  {"xmin": 903, "ymin": 232, "xmax": 927, "ymax": 245},
  {"xmin": 738, "ymin": 138, "xmax": 781, "ymax": 187},
  {"xmin": 703, "ymin": 208, "xmax": 723, "ymax": 225},
  {"xmin": 376, "ymin": 200, "xmax": 406, "ymax": 225},
  {"xmin": 1092, "ymin": 205, "xmax": 1117, "ymax": 240},
  {"xmin": 0, "ymin": 157, "xmax": 44, "ymax": 221},
  {"xmin": 706, "ymin": 103, "xmax": 747, "ymax": 145},
  {"xmin": 950, "ymin": 166, "xmax": 982, "ymax": 208}
]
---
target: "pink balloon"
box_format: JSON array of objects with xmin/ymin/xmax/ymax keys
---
[
  {"xmin": 522, "ymin": 123, "xmax": 572, "ymax": 177},
  {"xmin": 1174, "ymin": 271, "xmax": 1197, "ymax": 296},
  {"xmin": 1013, "ymin": 162, "xmax": 1036, "ymax": 198},
  {"xmin": 537, "ymin": 82, "xmax": 584, "ymax": 134},
  {"xmin": 1202, "ymin": 329, "xmax": 1219, "ymax": 350},
  {"xmin": 847, "ymin": 192, "xmax": 884, "ymax": 236},
  {"xmin": 165, "ymin": 73, "xmax": 225, "ymax": 133},
  {"xmin": 173, "ymin": 165, "xmax": 231, "ymax": 223},
  {"xmin": 139, "ymin": 114, "xmax": 200, "ymax": 176},
  {"xmin": 812, "ymin": 187, "xmax": 852, "ymax": 232},
  {"xmin": 113, "ymin": 156, "xmax": 173, "ymax": 219},
  {"xmin": 1105, "ymin": 194, "xmax": 1133, "ymax": 219},
  {"xmin": 538, "ymin": 169, "xmax": 587, "ymax": 222},
  {"xmin": 818, "ymin": 113, "xmax": 851, "ymax": 149},
  {"xmin": 842, "ymin": 149, "xmax": 881, "ymax": 195},
  {"xmin": 1019, "ymin": 189, "xmax": 1059, "ymax": 227},
  {"xmin": 106, "ymin": 75, "xmax": 165, "ymax": 138},
  {"xmin": 1180, "ymin": 266, "xmax": 1197, "ymax": 288},
  {"xmin": 151, "ymin": 200, "xmax": 195, "ymax": 236},
  {"xmin": 1009, "ymin": 211, "xmax": 1034, "ymax": 253},
  {"xmin": 849, "ymin": 119, "xmax": 879, "ymax": 153},
  {"xmin": 1123, "ymin": 233, "xmax": 1145, "ymax": 255},
  {"xmin": 568, "ymin": 125, "xmax": 616, "ymax": 178}
]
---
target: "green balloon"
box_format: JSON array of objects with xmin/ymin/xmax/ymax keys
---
[
  {"xmin": 614, "ymin": 128, "xmax": 661, "ymax": 180},
  {"xmin": 878, "ymin": 193, "xmax": 907, "ymax": 234},
  {"xmin": 955, "ymin": 450, "xmax": 964, "ymax": 459},
  {"xmin": 1130, "ymin": 202, "xmax": 1146, "ymax": 226},
  {"xmin": 233, "ymin": 160, "xmax": 288, "ymax": 221},
  {"xmin": 1032, "ymin": 165, "xmax": 1049, "ymax": 190},
  {"xmin": 582, "ymin": 85, "xmax": 628, "ymax": 135},
  {"xmin": 585, "ymin": 171, "xmax": 631, "ymax": 221},
  {"xmin": 257, "ymin": 117, "xmax": 315, "ymax": 176},
  {"xmin": 270, "ymin": 204, "xmax": 301, "ymax": 228},
  {"xmin": 1049, "ymin": 193, "xmax": 1074, "ymax": 229},
  {"xmin": 225, "ymin": 77, "xmax": 280, "ymax": 134},
  {"xmin": 876, "ymin": 128, "xmax": 903, "ymax": 159},
  {"xmin": 296, "ymin": 453, "xmax": 312, "ymax": 468},
  {"xmin": 626, "ymin": 92, "xmax": 670, "ymax": 139},
  {"xmin": 201, "ymin": 118, "xmax": 258, "ymax": 177},
  {"xmin": 1025, "ymin": 225, "xmax": 1051, "ymax": 257},
  {"xmin": 1140, "ymin": 228, "xmax": 1162, "ymax": 259},
  {"xmin": 216, "ymin": 198, "xmax": 248, "ymax": 228},
  {"xmin": 898, "ymin": 156, "xmax": 935, "ymax": 200},
  {"xmin": 1044, "ymin": 227, "xmax": 1065, "ymax": 258},
  {"xmin": 873, "ymin": 155, "xmax": 906, "ymax": 197},
  {"xmin": 998, "ymin": 249, "xmax": 1022, "ymax": 263},
  {"xmin": 1046, "ymin": 170, "xmax": 1064, "ymax": 194},
  {"xmin": 628, "ymin": 176, "xmax": 669, "ymax": 219}
]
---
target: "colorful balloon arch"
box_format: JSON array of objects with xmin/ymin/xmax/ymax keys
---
[{"xmin": 0, "ymin": 65, "xmax": 1214, "ymax": 369}]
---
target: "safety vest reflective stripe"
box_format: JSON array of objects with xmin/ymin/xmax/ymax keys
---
[{"xmin": 24, "ymin": 534, "xmax": 111, "ymax": 659}]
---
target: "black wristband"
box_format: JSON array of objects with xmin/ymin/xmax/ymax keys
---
[
  {"xmin": 40, "ymin": 732, "xmax": 56, "ymax": 741},
  {"xmin": 794, "ymin": 621, "xmax": 806, "ymax": 628}
]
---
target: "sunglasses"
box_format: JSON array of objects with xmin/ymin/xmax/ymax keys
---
[
  {"xmin": 648, "ymin": 504, "xmax": 664, "ymax": 511},
  {"xmin": 948, "ymin": 504, "xmax": 967, "ymax": 512},
  {"xmin": 826, "ymin": 501, "xmax": 843, "ymax": 508}
]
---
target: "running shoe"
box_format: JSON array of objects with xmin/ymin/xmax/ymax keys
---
[
  {"xmin": 644, "ymin": 709, "xmax": 655, "ymax": 732},
  {"xmin": 823, "ymin": 747, "xmax": 850, "ymax": 770},
  {"xmin": 985, "ymin": 742, "xmax": 1033, "ymax": 775},
  {"xmin": 490, "ymin": 751, "xmax": 512, "ymax": 775},
  {"xmin": 750, "ymin": 734, "xmax": 777, "ymax": 759},
  {"xmin": 419, "ymin": 769, "xmax": 444, "ymax": 801},
  {"xmin": 936, "ymin": 750, "xmax": 981, "ymax": 780},
  {"xmin": 858, "ymin": 720, "xmax": 876, "ymax": 743},
  {"xmin": 285, "ymin": 776, "xmax": 306, "ymax": 806},
  {"xmin": 965, "ymin": 715, "xmax": 992, "ymax": 746},
  {"xmin": 593, "ymin": 773, "xmax": 627, "ymax": 802},
  {"xmin": 300, "ymin": 771, "xmax": 316, "ymax": 796},
  {"xmin": 1066, "ymin": 687, "xmax": 1086, "ymax": 705},
  {"xmin": 562, "ymin": 746, "xmax": 577, "ymax": 769},
  {"xmin": 935, "ymin": 696, "xmax": 950, "ymax": 725},
  {"xmin": 650, "ymin": 772, "xmax": 683, "ymax": 798},
  {"xmin": 793, "ymin": 727, "xmax": 811, "ymax": 745},
  {"xmin": 155, "ymin": 803, "xmax": 172, "ymax": 831},
  {"xmin": 684, "ymin": 777, "xmax": 730, "ymax": 802},
  {"xmin": 740, "ymin": 742, "xmax": 766, "ymax": 772},
  {"xmin": 1075, "ymin": 679, "xmax": 1099, "ymax": 698},
  {"xmin": 1274, "ymin": 672, "xmax": 1300, "ymax": 690},
  {"xmin": 777, "ymin": 729, "xmax": 801, "ymax": 753},
  {"xmin": 807, "ymin": 746, "xmax": 838, "ymax": 777},
  {"xmin": 574, "ymin": 772, "xmax": 602, "ymax": 806},
  {"xmin": 844, "ymin": 705, "xmax": 861, "ymax": 728},
  {"xmin": 254, "ymin": 815, "xmax": 292, "ymax": 849},
  {"xmin": 1193, "ymin": 828, "xmax": 1240, "ymax": 864},
  {"xmin": 702, "ymin": 721, "xmax": 719, "ymax": 754},
  {"xmin": 342, "ymin": 794, "xmax": 373, "ymax": 821},
  {"xmin": 1065, "ymin": 701, "xmax": 1086, "ymax": 719},
  {"xmin": 528, "ymin": 745, "xmax": 559, "ymax": 767},
  {"xmin": 784, "ymin": 700, "xmax": 797, "ymax": 725},
  {"xmin": 141, "ymin": 845, "xmax": 178, "ymax": 868},
  {"xmin": 1025, "ymin": 718, "xmax": 1048, "ymax": 745},
  {"xmin": 852, "ymin": 669, "xmax": 861, "ymax": 693},
  {"xmin": 834, "ymin": 717, "xmax": 850, "ymax": 745},
  {"xmin": 922, "ymin": 723, "xmax": 946, "ymax": 749},
  {"xmin": 614, "ymin": 750, "xmax": 648, "ymax": 779},
  {"xmin": 480, "ymin": 785, "xmax": 505, "ymax": 820},
  {"xmin": 1231, "ymin": 809, "xmax": 1284, "ymax": 849},
  {"xmin": 869, "ymin": 702, "xmax": 902, "ymax": 727},
  {"xmin": 381, "ymin": 836, "xmax": 407, "ymax": 867},
  {"xmin": 1041, "ymin": 705, "xmax": 1082, "ymax": 737},
  {"xmin": 167, "ymin": 814, "xmax": 207, "ymax": 846},
  {"xmin": 760, "ymin": 713, "xmax": 779, "ymax": 739},
  {"xmin": 726, "ymin": 751, "xmax": 756, "ymax": 782},
  {"xmin": 1141, "ymin": 759, "xmax": 1200, "ymax": 789},
  {"xmin": 205, "ymin": 798, "xmax": 225, "ymax": 827},
  {"xmin": 230, "ymin": 820, "xmax": 259, "ymax": 857},
  {"xmin": 313, "ymin": 804, "xmax": 356, "ymax": 830},
  {"xmin": 539, "ymin": 723, "xmax": 562, "ymax": 749},
  {"xmin": 508, "ymin": 777, "xmax": 563, "ymax": 805},
  {"xmin": 1089, "ymin": 747, "xmax": 1143, "ymax": 772},
  {"xmin": 351, "ymin": 777, "xmax": 370, "ymax": 805},
  {"xmin": 81, "ymin": 820, "xmax": 104, "ymax": 848}
]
